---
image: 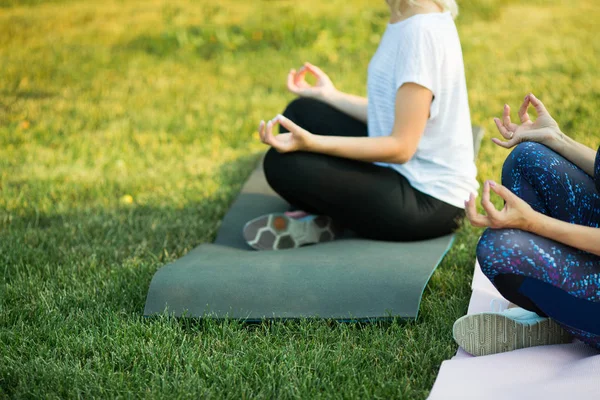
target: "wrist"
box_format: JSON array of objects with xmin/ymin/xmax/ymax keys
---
[
  {"xmin": 541, "ymin": 129, "xmax": 567, "ymax": 151},
  {"xmin": 303, "ymin": 132, "xmax": 319, "ymax": 152},
  {"xmin": 321, "ymin": 88, "xmax": 341, "ymax": 105},
  {"xmin": 521, "ymin": 208, "xmax": 542, "ymax": 233}
]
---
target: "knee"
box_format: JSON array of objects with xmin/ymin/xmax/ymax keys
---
[
  {"xmin": 476, "ymin": 228, "xmax": 516, "ymax": 283},
  {"xmin": 501, "ymin": 142, "xmax": 546, "ymax": 185},
  {"xmin": 282, "ymin": 97, "xmax": 323, "ymax": 119},
  {"xmin": 476, "ymin": 229, "xmax": 497, "ymax": 281},
  {"xmin": 263, "ymin": 148, "xmax": 285, "ymax": 187},
  {"xmin": 263, "ymin": 148, "xmax": 309, "ymax": 191},
  {"xmin": 507, "ymin": 142, "xmax": 546, "ymax": 163},
  {"xmin": 278, "ymin": 98, "xmax": 323, "ymax": 134},
  {"xmin": 477, "ymin": 228, "xmax": 541, "ymax": 282}
]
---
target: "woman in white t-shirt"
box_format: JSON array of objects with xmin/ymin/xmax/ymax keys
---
[{"xmin": 243, "ymin": 0, "xmax": 478, "ymax": 250}]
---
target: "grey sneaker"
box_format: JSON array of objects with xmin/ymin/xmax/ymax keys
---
[
  {"xmin": 243, "ymin": 213, "xmax": 338, "ymax": 251},
  {"xmin": 452, "ymin": 307, "xmax": 573, "ymax": 356}
]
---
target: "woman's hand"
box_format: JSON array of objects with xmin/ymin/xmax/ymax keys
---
[
  {"xmin": 258, "ymin": 114, "xmax": 314, "ymax": 153},
  {"xmin": 465, "ymin": 180, "xmax": 537, "ymax": 231},
  {"xmin": 492, "ymin": 93, "xmax": 562, "ymax": 149},
  {"xmin": 287, "ymin": 62, "xmax": 337, "ymax": 101}
]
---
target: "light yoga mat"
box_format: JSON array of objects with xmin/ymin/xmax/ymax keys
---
[
  {"xmin": 143, "ymin": 127, "xmax": 485, "ymax": 320},
  {"xmin": 428, "ymin": 261, "xmax": 600, "ymax": 400}
]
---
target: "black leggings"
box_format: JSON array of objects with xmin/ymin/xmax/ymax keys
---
[{"xmin": 263, "ymin": 98, "xmax": 463, "ymax": 241}]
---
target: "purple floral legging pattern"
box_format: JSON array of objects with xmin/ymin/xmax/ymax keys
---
[{"xmin": 476, "ymin": 142, "xmax": 600, "ymax": 349}]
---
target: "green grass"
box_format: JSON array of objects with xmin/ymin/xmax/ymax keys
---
[{"xmin": 1, "ymin": 0, "xmax": 599, "ymax": 398}]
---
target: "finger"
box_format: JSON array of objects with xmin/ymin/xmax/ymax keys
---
[
  {"xmin": 481, "ymin": 181, "xmax": 501, "ymax": 220},
  {"xmin": 465, "ymin": 193, "xmax": 490, "ymax": 227},
  {"xmin": 528, "ymin": 93, "xmax": 549, "ymax": 117},
  {"xmin": 304, "ymin": 62, "xmax": 325, "ymax": 78},
  {"xmin": 294, "ymin": 67, "xmax": 312, "ymax": 90},
  {"xmin": 491, "ymin": 137, "xmax": 517, "ymax": 149},
  {"xmin": 518, "ymin": 95, "xmax": 531, "ymax": 123},
  {"xmin": 287, "ymin": 70, "xmax": 300, "ymax": 93},
  {"xmin": 502, "ymin": 104, "xmax": 512, "ymax": 129},
  {"xmin": 263, "ymin": 120, "xmax": 270, "ymax": 143},
  {"xmin": 258, "ymin": 120, "xmax": 266, "ymax": 143},
  {"xmin": 494, "ymin": 117, "xmax": 513, "ymax": 139},
  {"xmin": 294, "ymin": 66, "xmax": 308, "ymax": 84},
  {"xmin": 264, "ymin": 120, "xmax": 275, "ymax": 145}
]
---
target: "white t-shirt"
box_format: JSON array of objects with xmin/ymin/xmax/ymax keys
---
[{"xmin": 367, "ymin": 11, "xmax": 478, "ymax": 209}]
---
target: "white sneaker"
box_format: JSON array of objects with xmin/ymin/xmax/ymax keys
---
[
  {"xmin": 243, "ymin": 213, "xmax": 339, "ymax": 251},
  {"xmin": 452, "ymin": 306, "xmax": 572, "ymax": 356}
]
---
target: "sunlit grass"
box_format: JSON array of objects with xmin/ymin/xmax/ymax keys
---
[{"xmin": 1, "ymin": 0, "xmax": 599, "ymax": 398}]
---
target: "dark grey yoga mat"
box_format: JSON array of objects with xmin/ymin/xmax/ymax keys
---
[{"xmin": 143, "ymin": 126, "xmax": 484, "ymax": 320}]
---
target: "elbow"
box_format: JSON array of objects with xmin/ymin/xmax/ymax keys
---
[
  {"xmin": 380, "ymin": 134, "xmax": 418, "ymax": 164},
  {"xmin": 386, "ymin": 142, "xmax": 416, "ymax": 165},
  {"xmin": 390, "ymin": 151, "xmax": 414, "ymax": 164}
]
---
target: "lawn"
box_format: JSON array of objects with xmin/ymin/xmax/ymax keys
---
[{"xmin": 1, "ymin": 0, "xmax": 599, "ymax": 398}]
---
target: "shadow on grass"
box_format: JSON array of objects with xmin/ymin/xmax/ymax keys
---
[{"xmin": 1, "ymin": 153, "xmax": 261, "ymax": 314}]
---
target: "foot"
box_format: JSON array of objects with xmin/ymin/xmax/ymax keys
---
[
  {"xmin": 243, "ymin": 212, "xmax": 339, "ymax": 251},
  {"xmin": 452, "ymin": 307, "xmax": 573, "ymax": 356}
]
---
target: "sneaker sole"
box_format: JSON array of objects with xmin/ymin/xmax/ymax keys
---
[
  {"xmin": 243, "ymin": 213, "xmax": 337, "ymax": 251},
  {"xmin": 452, "ymin": 312, "xmax": 572, "ymax": 356}
]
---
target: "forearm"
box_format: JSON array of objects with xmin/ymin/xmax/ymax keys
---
[
  {"xmin": 321, "ymin": 90, "xmax": 368, "ymax": 123},
  {"xmin": 544, "ymin": 133, "xmax": 597, "ymax": 176},
  {"xmin": 526, "ymin": 212, "xmax": 600, "ymax": 256},
  {"xmin": 307, "ymin": 134, "xmax": 411, "ymax": 164}
]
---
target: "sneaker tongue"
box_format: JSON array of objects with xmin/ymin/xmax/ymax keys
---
[
  {"xmin": 504, "ymin": 307, "xmax": 545, "ymax": 322},
  {"xmin": 284, "ymin": 210, "xmax": 312, "ymax": 219},
  {"xmin": 489, "ymin": 298, "xmax": 508, "ymax": 313}
]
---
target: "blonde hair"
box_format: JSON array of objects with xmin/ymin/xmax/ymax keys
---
[{"xmin": 389, "ymin": 0, "xmax": 459, "ymax": 19}]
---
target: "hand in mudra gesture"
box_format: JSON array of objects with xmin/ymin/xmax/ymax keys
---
[
  {"xmin": 286, "ymin": 62, "xmax": 337, "ymax": 100},
  {"xmin": 258, "ymin": 115, "xmax": 313, "ymax": 153},
  {"xmin": 465, "ymin": 180, "xmax": 535, "ymax": 231},
  {"xmin": 493, "ymin": 93, "xmax": 562, "ymax": 149}
]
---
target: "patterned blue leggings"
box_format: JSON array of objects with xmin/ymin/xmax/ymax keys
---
[{"xmin": 477, "ymin": 142, "xmax": 600, "ymax": 349}]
